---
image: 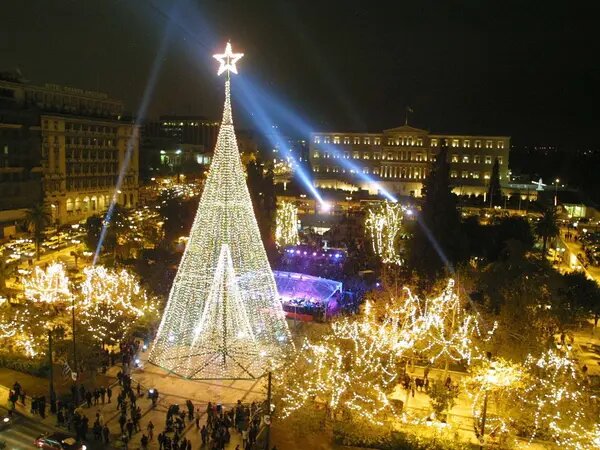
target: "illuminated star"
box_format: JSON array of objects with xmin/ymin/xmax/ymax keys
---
[{"xmin": 213, "ymin": 42, "xmax": 244, "ymax": 76}]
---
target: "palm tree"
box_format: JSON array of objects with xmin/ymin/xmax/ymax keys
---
[
  {"xmin": 535, "ymin": 207, "xmax": 559, "ymax": 256},
  {"xmin": 25, "ymin": 203, "xmax": 51, "ymax": 260}
]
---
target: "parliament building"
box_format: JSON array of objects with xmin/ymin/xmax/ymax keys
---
[{"xmin": 309, "ymin": 125, "xmax": 509, "ymax": 198}]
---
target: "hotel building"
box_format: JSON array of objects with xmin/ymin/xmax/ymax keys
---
[
  {"xmin": 309, "ymin": 124, "xmax": 509, "ymax": 197},
  {"xmin": 0, "ymin": 71, "xmax": 139, "ymax": 225}
]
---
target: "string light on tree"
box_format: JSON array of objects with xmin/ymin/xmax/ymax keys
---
[
  {"xmin": 79, "ymin": 266, "xmax": 156, "ymax": 346},
  {"xmin": 365, "ymin": 201, "xmax": 404, "ymax": 265},
  {"xmin": 275, "ymin": 201, "xmax": 300, "ymax": 248},
  {"xmin": 149, "ymin": 42, "xmax": 291, "ymax": 379},
  {"xmin": 23, "ymin": 262, "xmax": 71, "ymax": 305}
]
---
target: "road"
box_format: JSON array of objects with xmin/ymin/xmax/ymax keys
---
[{"xmin": 0, "ymin": 412, "xmax": 55, "ymax": 450}]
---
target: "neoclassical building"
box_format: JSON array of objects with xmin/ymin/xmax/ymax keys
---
[{"xmin": 309, "ymin": 125, "xmax": 510, "ymax": 197}]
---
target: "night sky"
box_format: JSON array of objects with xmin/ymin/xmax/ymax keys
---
[{"xmin": 1, "ymin": 0, "xmax": 598, "ymax": 147}]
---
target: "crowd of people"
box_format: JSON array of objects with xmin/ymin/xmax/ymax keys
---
[{"xmin": 6, "ymin": 337, "xmax": 272, "ymax": 450}]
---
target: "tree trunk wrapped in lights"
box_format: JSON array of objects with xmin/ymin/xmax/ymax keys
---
[
  {"xmin": 365, "ymin": 201, "xmax": 404, "ymax": 265},
  {"xmin": 275, "ymin": 201, "xmax": 300, "ymax": 248},
  {"xmin": 149, "ymin": 43, "xmax": 291, "ymax": 379}
]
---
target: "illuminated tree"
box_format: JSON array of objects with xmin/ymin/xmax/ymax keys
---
[
  {"xmin": 521, "ymin": 350, "xmax": 598, "ymax": 449},
  {"xmin": 277, "ymin": 302, "xmax": 398, "ymax": 427},
  {"xmin": 23, "ymin": 262, "xmax": 71, "ymax": 307},
  {"xmin": 275, "ymin": 201, "xmax": 299, "ymax": 248},
  {"xmin": 365, "ymin": 201, "xmax": 403, "ymax": 265},
  {"xmin": 78, "ymin": 266, "xmax": 156, "ymax": 346},
  {"xmin": 149, "ymin": 43, "xmax": 291, "ymax": 379}
]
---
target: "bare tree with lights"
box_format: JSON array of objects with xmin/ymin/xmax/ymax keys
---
[{"xmin": 275, "ymin": 201, "xmax": 300, "ymax": 248}]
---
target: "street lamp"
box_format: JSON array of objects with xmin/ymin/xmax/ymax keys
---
[{"xmin": 554, "ymin": 178, "xmax": 560, "ymax": 207}]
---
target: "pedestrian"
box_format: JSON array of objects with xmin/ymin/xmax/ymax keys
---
[
  {"xmin": 147, "ymin": 420, "xmax": 154, "ymax": 440},
  {"xmin": 100, "ymin": 386, "xmax": 106, "ymax": 404},
  {"xmin": 158, "ymin": 432, "xmax": 164, "ymax": 450},
  {"xmin": 242, "ymin": 428, "xmax": 248, "ymax": 448},
  {"xmin": 137, "ymin": 382, "xmax": 141, "ymax": 398},
  {"xmin": 107, "ymin": 386, "xmax": 112, "ymax": 403},
  {"xmin": 126, "ymin": 418, "xmax": 134, "ymax": 439},
  {"xmin": 141, "ymin": 434, "xmax": 149, "ymax": 449},
  {"xmin": 102, "ymin": 424, "xmax": 110, "ymax": 443},
  {"xmin": 119, "ymin": 414, "xmax": 126, "ymax": 434},
  {"xmin": 201, "ymin": 425, "xmax": 207, "ymax": 446}
]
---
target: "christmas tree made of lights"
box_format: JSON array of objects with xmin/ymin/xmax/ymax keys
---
[{"xmin": 149, "ymin": 43, "xmax": 291, "ymax": 379}]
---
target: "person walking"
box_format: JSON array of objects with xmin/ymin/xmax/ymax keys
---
[
  {"xmin": 102, "ymin": 424, "xmax": 110, "ymax": 443},
  {"xmin": 147, "ymin": 420, "xmax": 154, "ymax": 441},
  {"xmin": 126, "ymin": 418, "xmax": 134, "ymax": 439}
]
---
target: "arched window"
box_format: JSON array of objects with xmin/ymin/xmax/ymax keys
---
[
  {"xmin": 75, "ymin": 197, "xmax": 81, "ymax": 211},
  {"xmin": 82, "ymin": 196, "xmax": 89, "ymax": 212},
  {"xmin": 66, "ymin": 198, "xmax": 74, "ymax": 212}
]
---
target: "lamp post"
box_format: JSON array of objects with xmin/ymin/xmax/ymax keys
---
[
  {"xmin": 71, "ymin": 291, "xmax": 78, "ymax": 403},
  {"xmin": 554, "ymin": 178, "xmax": 560, "ymax": 207}
]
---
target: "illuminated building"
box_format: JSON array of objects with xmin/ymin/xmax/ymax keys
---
[
  {"xmin": 309, "ymin": 124, "xmax": 510, "ymax": 197},
  {"xmin": 0, "ymin": 70, "xmax": 139, "ymax": 225}
]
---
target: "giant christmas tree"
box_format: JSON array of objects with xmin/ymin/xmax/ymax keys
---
[{"xmin": 149, "ymin": 43, "xmax": 291, "ymax": 379}]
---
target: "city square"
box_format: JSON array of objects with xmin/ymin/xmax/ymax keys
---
[{"xmin": 1, "ymin": 2, "xmax": 599, "ymax": 450}]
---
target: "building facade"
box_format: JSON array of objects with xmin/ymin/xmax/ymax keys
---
[
  {"xmin": 0, "ymin": 72, "xmax": 139, "ymax": 225},
  {"xmin": 309, "ymin": 125, "xmax": 510, "ymax": 197}
]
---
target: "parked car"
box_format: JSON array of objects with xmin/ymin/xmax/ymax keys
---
[{"xmin": 34, "ymin": 433, "xmax": 86, "ymax": 450}]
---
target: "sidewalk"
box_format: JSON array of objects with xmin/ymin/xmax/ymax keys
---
[{"xmin": 66, "ymin": 356, "xmax": 266, "ymax": 449}]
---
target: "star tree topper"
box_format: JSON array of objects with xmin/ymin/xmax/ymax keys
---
[{"xmin": 213, "ymin": 42, "xmax": 244, "ymax": 76}]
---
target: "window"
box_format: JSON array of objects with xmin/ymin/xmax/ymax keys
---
[
  {"xmin": 473, "ymin": 155, "xmax": 481, "ymax": 164},
  {"xmin": 324, "ymin": 152, "xmax": 330, "ymax": 158},
  {"xmin": 464, "ymin": 140, "xmax": 470, "ymax": 148},
  {"xmin": 462, "ymin": 171, "xmax": 469, "ymax": 178},
  {"xmin": 333, "ymin": 136, "xmax": 340, "ymax": 144},
  {"xmin": 343, "ymin": 137, "xmax": 350, "ymax": 144},
  {"xmin": 344, "ymin": 152, "xmax": 350, "ymax": 159},
  {"xmin": 353, "ymin": 151, "xmax": 360, "ymax": 159},
  {"xmin": 452, "ymin": 139, "xmax": 459, "ymax": 148},
  {"xmin": 415, "ymin": 153, "xmax": 422, "ymax": 161},
  {"xmin": 485, "ymin": 156, "xmax": 492, "ymax": 164},
  {"xmin": 363, "ymin": 152, "xmax": 370, "ymax": 159},
  {"xmin": 362, "ymin": 167, "xmax": 370, "ymax": 174},
  {"xmin": 374, "ymin": 152, "xmax": 381, "ymax": 160},
  {"xmin": 462, "ymin": 155, "xmax": 470, "ymax": 163},
  {"xmin": 313, "ymin": 151, "xmax": 320, "ymax": 158},
  {"xmin": 486, "ymin": 140, "xmax": 493, "ymax": 149},
  {"xmin": 354, "ymin": 137, "xmax": 361, "ymax": 144},
  {"xmin": 388, "ymin": 153, "xmax": 394, "ymax": 160},
  {"xmin": 431, "ymin": 138, "xmax": 438, "ymax": 147},
  {"xmin": 472, "ymin": 172, "xmax": 480, "ymax": 179},
  {"xmin": 451, "ymin": 154, "xmax": 459, "ymax": 162},
  {"xmin": 498, "ymin": 156, "xmax": 503, "ymax": 165},
  {"xmin": 373, "ymin": 168, "xmax": 380, "ymax": 175},
  {"xmin": 313, "ymin": 165, "xmax": 320, "ymax": 172},
  {"xmin": 374, "ymin": 137, "xmax": 381, "ymax": 145},
  {"xmin": 450, "ymin": 171, "xmax": 458, "ymax": 178},
  {"xmin": 475, "ymin": 140, "xmax": 481, "ymax": 148},
  {"xmin": 324, "ymin": 136, "xmax": 330, "ymax": 144},
  {"xmin": 387, "ymin": 138, "xmax": 394, "ymax": 145},
  {"xmin": 364, "ymin": 137, "xmax": 370, "ymax": 144},
  {"xmin": 498, "ymin": 141, "xmax": 505, "ymax": 149},
  {"xmin": 417, "ymin": 138, "xmax": 423, "ymax": 146},
  {"xmin": 314, "ymin": 136, "xmax": 321, "ymax": 144}
]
